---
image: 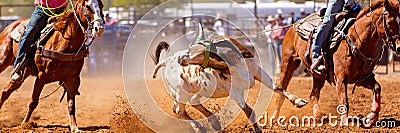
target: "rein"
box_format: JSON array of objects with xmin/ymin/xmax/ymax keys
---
[
  {"xmin": 345, "ymin": 3, "xmax": 399, "ymax": 68},
  {"xmin": 381, "ymin": 9, "xmax": 400, "ymax": 55},
  {"xmin": 38, "ymin": 0, "xmax": 101, "ymax": 101},
  {"xmin": 68, "ymin": 0, "xmax": 89, "ymax": 34},
  {"xmin": 348, "ymin": 2, "xmax": 400, "ymax": 94},
  {"xmin": 67, "ymin": 0, "xmax": 96, "ymax": 48}
]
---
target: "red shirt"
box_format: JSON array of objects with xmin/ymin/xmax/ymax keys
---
[
  {"xmin": 271, "ymin": 23, "xmax": 288, "ymax": 43},
  {"xmin": 35, "ymin": 0, "xmax": 68, "ymax": 8}
]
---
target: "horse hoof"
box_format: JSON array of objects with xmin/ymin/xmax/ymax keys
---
[
  {"xmin": 71, "ymin": 128, "xmax": 81, "ymax": 133},
  {"xmin": 294, "ymin": 98, "xmax": 309, "ymax": 108},
  {"xmin": 253, "ymin": 124, "xmax": 262, "ymax": 133},
  {"xmin": 21, "ymin": 122, "xmax": 37, "ymax": 129},
  {"xmin": 361, "ymin": 113, "xmax": 378, "ymax": 129},
  {"xmin": 272, "ymin": 110, "xmax": 280, "ymax": 119},
  {"xmin": 313, "ymin": 111, "xmax": 325, "ymax": 120},
  {"xmin": 312, "ymin": 104, "xmax": 325, "ymax": 120}
]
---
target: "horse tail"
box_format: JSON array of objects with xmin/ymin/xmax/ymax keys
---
[
  {"xmin": 0, "ymin": 19, "xmax": 28, "ymax": 72},
  {"xmin": 151, "ymin": 41, "xmax": 169, "ymax": 64}
]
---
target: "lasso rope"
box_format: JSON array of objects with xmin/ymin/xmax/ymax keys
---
[
  {"xmin": 37, "ymin": 0, "xmax": 69, "ymax": 17},
  {"xmin": 39, "ymin": 82, "xmax": 64, "ymax": 100},
  {"xmin": 235, "ymin": 11, "xmax": 347, "ymax": 39}
]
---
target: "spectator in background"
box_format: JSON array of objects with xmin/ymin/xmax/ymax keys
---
[
  {"xmin": 227, "ymin": 22, "xmax": 235, "ymax": 36},
  {"xmin": 213, "ymin": 17, "xmax": 225, "ymax": 36},
  {"xmin": 264, "ymin": 15, "xmax": 275, "ymax": 46},
  {"xmin": 271, "ymin": 16, "xmax": 288, "ymax": 73},
  {"xmin": 286, "ymin": 12, "xmax": 299, "ymax": 25},
  {"xmin": 105, "ymin": 14, "xmax": 118, "ymax": 26},
  {"xmin": 300, "ymin": 8, "xmax": 307, "ymax": 18},
  {"xmin": 276, "ymin": 9, "xmax": 285, "ymax": 24}
]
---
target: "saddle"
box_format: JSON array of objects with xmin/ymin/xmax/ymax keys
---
[
  {"xmin": 10, "ymin": 17, "xmax": 89, "ymax": 61},
  {"xmin": 295, "ymin": 11, "xmax": 357, "ymax": 80},
  {"xmin": 296, "ymin": 13, "xmax": 356, "ymax": 49}
]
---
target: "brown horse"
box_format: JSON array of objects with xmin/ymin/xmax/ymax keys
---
[
  {"xmin": 274, "ymin": 0, "xmax": 400, "ymax": 128},
  {"xmin": 0, "ymin": 0, "xmax": 104, "ymax": 131}
]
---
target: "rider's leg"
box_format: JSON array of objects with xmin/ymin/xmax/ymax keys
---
[
  {"xmin": 12, "ymin": 6, "xmax": 49, "ymax": 81},
  {"xmin": 311, "ymin": 0, "xmax": 344, "ymax": 72}
]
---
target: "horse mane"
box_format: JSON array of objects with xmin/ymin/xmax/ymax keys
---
[
  {"xmin": 97, "ymin": 0, "xmax": 105, "ymax": 13},
  {"xmin": 53, "ymin": 11, "xmax": 75, "ymax": 31},
  {"xmin": 357, "ymin": 0, "xmax": 385, "ymax": 19},
  {"xmin": 53, "ymin": 0, "xmax": 105, "ymax": 31}
]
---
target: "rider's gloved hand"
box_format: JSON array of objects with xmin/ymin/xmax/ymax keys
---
[{"xmin": 349, "ymin": 4, "xmax": 362, "ymax": 14}]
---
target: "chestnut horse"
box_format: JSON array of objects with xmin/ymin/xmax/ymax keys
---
[
  {"xmin": 274, "ymin": 0, "xmax": 400, "ymax": 128},
  {"xmin": 0, "ymin": 0, "xmax": 104, "ymax": 131}
]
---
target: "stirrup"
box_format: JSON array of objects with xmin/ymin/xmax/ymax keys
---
[
  {"xmin": 11, "ymin": 63, "xmax": 25, "ymax": 82},
  {"xmin": 310, "ymin": 56, "xmax": 325, "ymax": 75},
  {"xmin": 11, "ymin": 58, "xmax": 28, "ymax": 82}
]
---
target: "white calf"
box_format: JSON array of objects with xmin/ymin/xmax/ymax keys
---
[{"xmin": 152, "ymin": 41, "xmax": 308, "ymax": 132}]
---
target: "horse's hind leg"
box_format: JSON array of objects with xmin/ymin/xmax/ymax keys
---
[
  {"xmin": 0, "ymin": 47, "xmax": 18, "ymax": 109},
  {"xmin": 310, "ymin": 77, "xmax": 325, "ymax": 119},
  {"xmin": 273, "ymin": 55, "xmax": 301, "ymax": 119},
  {"xmin": 0, "ymin": 81, "xmax": 23, "ymax": 110},
  {"xmin": 0, "ymin": 38, "xmax": 22, "ymax": 109},
  {"xmin": 190, "ymin": 95, "xmax": 221, "ymax": 131},
  {"xmin": 335, "ymin": 76, "xmax": 350, "ymax": 125},
  {"xmin": 358, "ymin": 75, "xmax": 381, "ymax": 128},
  {"xmin": 21, "ymin": 78, "xmax": 45, "ymax": 127}
]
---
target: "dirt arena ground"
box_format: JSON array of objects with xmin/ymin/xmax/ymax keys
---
[{"xmin": 0, "ymin": 65, "xmax": 400, "ymax": 132}]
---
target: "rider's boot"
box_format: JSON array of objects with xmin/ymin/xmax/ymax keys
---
[
  {"xmin": 11, "ymin": 58, "xmax": 27, "ymax": 82},
  {"xmin": 310, "ymin": 56, "xmax": 325, "ymax": 75}
]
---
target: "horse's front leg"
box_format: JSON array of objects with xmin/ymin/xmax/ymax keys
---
[
  {"xmin": 335, "ymin": 77, "xmax": 349, "ymax": 126},
  {"xmin": 21, "ymin": 78, "xmax": 45, "ymax": 127},
  {"xmin": 64, "ymin": 78, "xmax": 81, "ymax": 132},
  {"xmin": 359, "ymin": 75, "xmax": 381, "ymax": 128},
  {"xmin": 310, "ymin": 77, "xmax": 325, "ymax": 120}
]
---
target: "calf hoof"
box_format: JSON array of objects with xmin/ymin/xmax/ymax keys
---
[{"xmin": 208, "ymin": 115, "xmax": 222, "ymax": 131}]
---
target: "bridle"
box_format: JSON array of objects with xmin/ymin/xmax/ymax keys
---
[
  {"xmin": 378, "ymin": 1, "xmax": 400, "ymax": 55},
  {"xmin": 344, "ymin": 1, "xmax": 400, "ymax": 73},
  {"xmin": 67, "ymin": 0, "xmax": 103, "ymax": 54},
  {"xmin": 68, "ymin": 0, "xmax": 102, "ymax": 35}
]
